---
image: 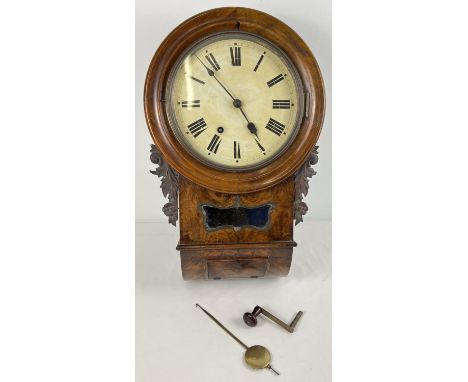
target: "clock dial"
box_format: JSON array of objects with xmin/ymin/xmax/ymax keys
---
[{"xmin": 166, "ymin": 32, "xmax": 304, "ymax": 171}]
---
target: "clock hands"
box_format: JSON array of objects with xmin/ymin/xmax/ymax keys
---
[
  {"xmin": 195, "ymin": 55, "xmax": 260, "ymax": 140},
  {"xmin": 232, "ymin": 99, "xmax": 259, "ymax": 139},
  {"xmin": 195, "ymin": 55, "xmax": 236, "ymax": 100}
]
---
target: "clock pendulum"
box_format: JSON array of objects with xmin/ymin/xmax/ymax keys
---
[
  {"xmin": 195, "ymin": 304, "xmax": 280, "ymax": 375},
  {"xmin": 146, "ymin": 7, "xmax": 325, "ymax": 280}
]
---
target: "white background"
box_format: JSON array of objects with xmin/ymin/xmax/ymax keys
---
[
  {"xmin": 1, "ymin": 1, "xmax": 468, "ymax": 382},
  {"xmin": 136, "ymin": 0, "xmax": 332, "ymax": 221},
  {"xmin": 136, "ymin": 220, "xmax": 331, "ymax": 382}
]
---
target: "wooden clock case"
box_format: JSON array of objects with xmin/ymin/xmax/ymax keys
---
[{"xmin": 145, "ymin": 7, "xmax": 325, "ymax": 280}]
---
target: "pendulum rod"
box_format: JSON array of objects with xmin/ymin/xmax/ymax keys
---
[{"xmin": 196, "ymin": 303, "xmax": 248, "ymax": 349}]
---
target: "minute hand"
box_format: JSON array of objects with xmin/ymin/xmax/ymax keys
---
[{"xmin": 195, "ymin": 55, "xmax": 236, "ymax": 100}]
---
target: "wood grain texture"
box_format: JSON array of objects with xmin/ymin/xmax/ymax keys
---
[
  {"xmin": 177, "ymin": 177, "xmax": 296, "ymax": 280},
  {"xmin": 145, "ymin": 7, "xmax": 325, "ymax": 194},
  {"xmin": 180, "ymin": 246, "xmax": 293, "ymax": 280},
  {"xmin": 144, "ymin": 7, "xmax": 325, "ymax": 279},
  {"xmin": 178, "ymin": 176, "xmax": 294, "ymax": 245}
]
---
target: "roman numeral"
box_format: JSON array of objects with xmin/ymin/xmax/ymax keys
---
[
  {"xmin": 188, "ymin": 75, "xmax": 205, "ymax": 85},
  {"xmin": 265, "ymin": 118, "xmax": 286, "ymax": 136},
  {"xmin": 205, "ymin": 53, "xmax": 220, "ymax": 71},
  {"xmin": 207, "ymin": 134, "xmax": 222, "ymax": 153},
  {"xmin": 267, "ymin": 74, "xmax": 285, "ymax": 87},
  {"xmin": 254, "ymin": 54, "xmax": 264, "ymax": 72},
  {"xmin": 187, "ymin": 118, "xmax": 207, "ymax": 138},
  {"xmin": 272, "ymin": 100, "xmax": 291, "ymax": 109},
  {"xmin": 234, "ymin": 141, "xmax": 241, "ymax": 159},
  {"xmin": 181, "ymin": 100, "xmax": 200, "ymax": 108},
  {"xmin": 230, "ymin": 47, "xmax": 241, "ymax": 66}
]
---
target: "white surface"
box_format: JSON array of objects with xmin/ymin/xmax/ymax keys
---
[
  {"xmin": 136, "ymin": 220, "xmax": 331, "ymax": 382},
  {"xmin": 136, "ymin": 0, "xmax": 332, "ymax": 220}
]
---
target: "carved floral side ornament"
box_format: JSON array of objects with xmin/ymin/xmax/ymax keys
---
[
  {"xmin": 294, "ymin": 146, "xmax": 319, "ymax": 225},
  {"xmin": 150, "ymin": 145, "xmax": 179, "ymax": 226},
  {"xmin": 150, "ymin": 144, "xmax": 318, "ymax": 227}
]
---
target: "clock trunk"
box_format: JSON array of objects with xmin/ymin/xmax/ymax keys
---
[{"xmin": 177, "ymin": 177, "xmax": 296, "ymax": 280}]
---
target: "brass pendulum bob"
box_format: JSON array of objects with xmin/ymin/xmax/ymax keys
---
[{"xmin": 195, "ymin": 304, "xmax": 280, "ymax": 375}]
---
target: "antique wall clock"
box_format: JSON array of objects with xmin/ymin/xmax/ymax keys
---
[{"xmin": 145, "ymin": 7, "xmax": 325, "ymax": 280}]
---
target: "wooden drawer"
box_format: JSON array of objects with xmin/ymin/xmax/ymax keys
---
[{"xmin": 207, "ymin": 258, "xmax": 268, "ymax": 279}]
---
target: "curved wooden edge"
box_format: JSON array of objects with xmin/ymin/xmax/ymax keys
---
[
  {"xmin": 179, "ymin": 246, "xmax": 294, "ymax": 280},
  {"xmin": 176, "ymin": 240, "xmax": 298, "ymax": 251},
  {"xmin": 145, "ymin": 7, "xmax": 325, "ymax": 194}
]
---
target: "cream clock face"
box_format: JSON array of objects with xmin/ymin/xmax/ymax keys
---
[{"xmin": 166, "ymin": 32, "xmax": 304, "ymax": 171}]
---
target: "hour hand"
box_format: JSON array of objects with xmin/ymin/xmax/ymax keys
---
[
  {"xmin": 247, "ymin": 122, "xmax": 259, "ymax": 139},
  {"xmin": 234, "ymin": 101, "xmax": 259, "ymax": 138}
]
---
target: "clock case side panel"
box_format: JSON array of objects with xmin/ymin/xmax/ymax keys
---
[{"xmin": 144, "ymin": 7, "xmax": 325, "ymax": 194}]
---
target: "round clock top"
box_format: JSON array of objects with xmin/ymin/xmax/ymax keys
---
[
  {"xmin": 145, "ymin": 7, "xmax": 325, "ymax": 193},
  {"xmin": 166, "ymin": 32, "xmax": 304, "ymax": 171}
]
